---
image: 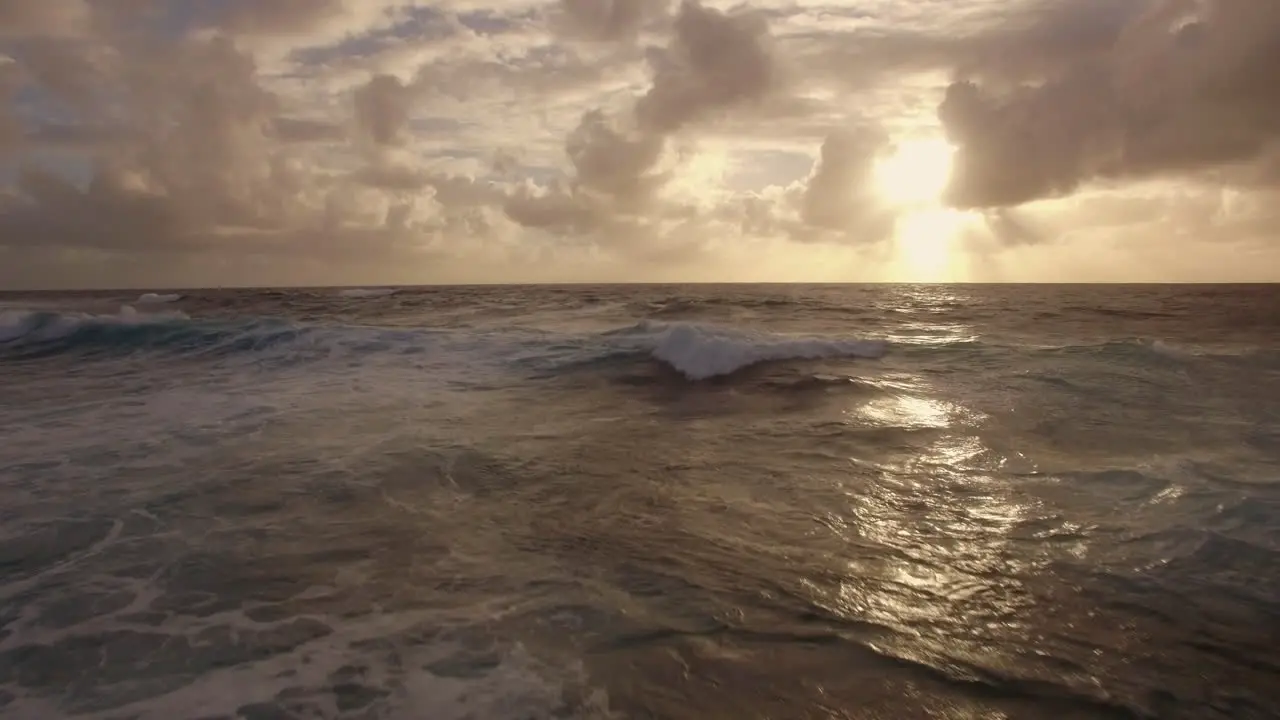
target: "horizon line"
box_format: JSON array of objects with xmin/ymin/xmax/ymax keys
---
[{"xmin": 3, "ymin": 280, "xmax": 1279, "ymax": 293}]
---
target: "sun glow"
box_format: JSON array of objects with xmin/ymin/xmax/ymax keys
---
[
  {"xmin": 895, "ymin": 208, "xmax": 969, "ymax": 281},
  {"xmin": 873, "ymin": 137, "xmax": 967, "ymax": 281},
  {"xmin": 874, "ymin": 138, "xmax": 956, "ymax": 208}
]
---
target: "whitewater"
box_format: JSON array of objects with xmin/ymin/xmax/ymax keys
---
[{"xmin": 0, "ymin": 284, "xmax": 1277, "ymax": 719}]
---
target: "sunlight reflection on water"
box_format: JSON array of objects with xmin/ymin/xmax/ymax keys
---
[{"xmin": 809, "ymin": 382, "xmax": 1059, "ymax": 692}]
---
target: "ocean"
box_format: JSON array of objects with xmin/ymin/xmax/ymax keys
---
[{"xmin": 0, "ymin": 284, "xmax": 1277, "ymax": 720}]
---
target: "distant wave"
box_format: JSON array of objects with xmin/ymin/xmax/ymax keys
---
[
  {"xmin": 1029, "ymin": 337, "xmax": 1263, "ymax": 364},
  {"xmin": 0, "ymin": 307, "xmax": 430, "ymax": 363},
  {"xmin": 137, "ymin": 292, "xmax": 183, "ymax": 304},
  {"xmin": 338, "ymin": 287, "xmax": 398, "ymax": 298},
  {"xmin": 884, "ymin": 335, "xmax": 1267, "ymax": 366}
]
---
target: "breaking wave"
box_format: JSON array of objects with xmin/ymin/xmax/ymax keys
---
[
  {"xmin": 598, "ymin": 320, "xmax": 888, "ymax": 380},
  {"xmin": 137, "ymin": 292, "xmax": 183, "ymax": 304}
]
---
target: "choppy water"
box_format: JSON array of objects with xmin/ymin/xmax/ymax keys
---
[{"xmin": 1, "ymin": 284, "xmax": 1278, "ymax": 720}]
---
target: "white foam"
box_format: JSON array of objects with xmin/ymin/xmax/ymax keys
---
[
  {"xmin": 339, "ymin": 287, "xmax": 398, "ymax": 298},
  {"xmin": 137, "ymin": 292, "xmax": 182, "ymax": 304},
  {"xmin": 641, "ymin": 322, "xmax": 887, "ymax": 380}
]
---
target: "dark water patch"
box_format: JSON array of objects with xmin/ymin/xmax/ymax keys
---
[
  {"xmin": 1062, "ymin": 304, "xmax": 1179, "ymax": 320},
  {"xmin": 373, "ymin": 446, "xmax": 531, "ymax": 500},
  {"xmin": 1056, "ymin": 567, "xmax": 1280, "ymax": 717},
  {"xmin": 595, "ymin": 627, "xmax": 1144, "ymax": 720},
  {"xmin": 34, "ymin": 588, "xmax": 137, "ymax": 632},
  {"xmin": 516, "ymin": 345, "xmax": 647, "ymax": 379},
  {"xmin": 153, "ymin": 553, "xmax": 326, "ymax": 617},
  {"xmin": 0, "ymin": 517, "xmax": 117, "ymax": 580},
  {"xmin": 0, "ymin": 620, "xmax": 332, "ymax": 714},
  {"xmin": 1055, "ymin": 469, "xmax": 1173, "ymax": 504},
  {"xmin": 1155, "ymin": 531, "xmax": 1280, "ymax": 601}
]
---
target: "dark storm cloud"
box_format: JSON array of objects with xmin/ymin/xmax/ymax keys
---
[{"xmin": 940, "ymin": 0, "xmax": 1280, "ymax": 208}]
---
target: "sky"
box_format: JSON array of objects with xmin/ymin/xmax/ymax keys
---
[{"xmin": 0, "ymin": 0, "xmax": 1278, "ymax": 288}]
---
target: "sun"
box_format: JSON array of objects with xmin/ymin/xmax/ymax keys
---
[
  {"xmin": 873, "ymin": 137, "xmax": 956, "ymax": 208},
  {"xmin": 872, "ymin": 137, "xmax": 970, "ymax": 281}
]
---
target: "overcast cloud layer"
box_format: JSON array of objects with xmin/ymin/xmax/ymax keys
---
[{"xmin": 0, "ymin": 0, "xmax": 1278, "ymax": 287}]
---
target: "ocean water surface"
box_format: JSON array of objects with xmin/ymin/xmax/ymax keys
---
[{"xmin": 0, "ymin": 284, "xmax": 1277, "ymax": 719}]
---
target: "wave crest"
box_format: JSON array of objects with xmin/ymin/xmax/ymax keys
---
[
  {"xmin": 137, "ymin": 292, "xmax": 183, "ymax": 304},
  {"xmin": 604, "ymin": 321, "xmax": 887, "ymax": 380}
]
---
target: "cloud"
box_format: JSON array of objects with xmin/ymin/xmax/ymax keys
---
[
  {"xmin": 554, "ymin": 0, "xmax": 667, "ymax": 42},
  {"xmin": 0, "ymin": 0, "xmax": 1277, "ymax": 287},
  {"xmin": 270, "ymin": 116, "xmax": 346, "ymax": 144},
  {"xmin": 0, "ymin": 54, "xmax": 21, "ymax": 151},
  {"xmin": 353, "ymin": 73, "xmax": 413, "ymax": 146},
  {"xmin": 215, "ymin": 0, "xmax": 347, "ymax": 35},
  {"xmin": 940, "ymin": 0, "xmax": 1280, "ymax": 208},
  {"xmin": 636, "ymin": 0, "xmax": 779, "ymax": 132},
  {"xmin": 0, "ymin": 0, "xmax": 91, "ymax": 38},
  {"xmin": 780, "ymin": 0, "xmax": 1145, "ymax": 97},
  {"xmin": 798, "ymin": 130, "xmax": 893, "ymax": 241},
  {"xmin": 504, "ymin": 0, "xmax": 797, "ymax": 237}
]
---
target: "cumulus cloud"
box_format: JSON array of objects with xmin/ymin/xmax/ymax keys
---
[
  {"xmin": 940, "ymin": 0, "xmax": 1280, "ymax": 208},
  {"xmin": 636, "ymin": 0, "xmax": 779, "ymax": 133},
  {"xmin": 798, "ymin": 130, "xmax": 894, "ymax": 241},
  {"xmin": 505, "ymin": 0, "xmax": 809, "ymax": 239}
]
